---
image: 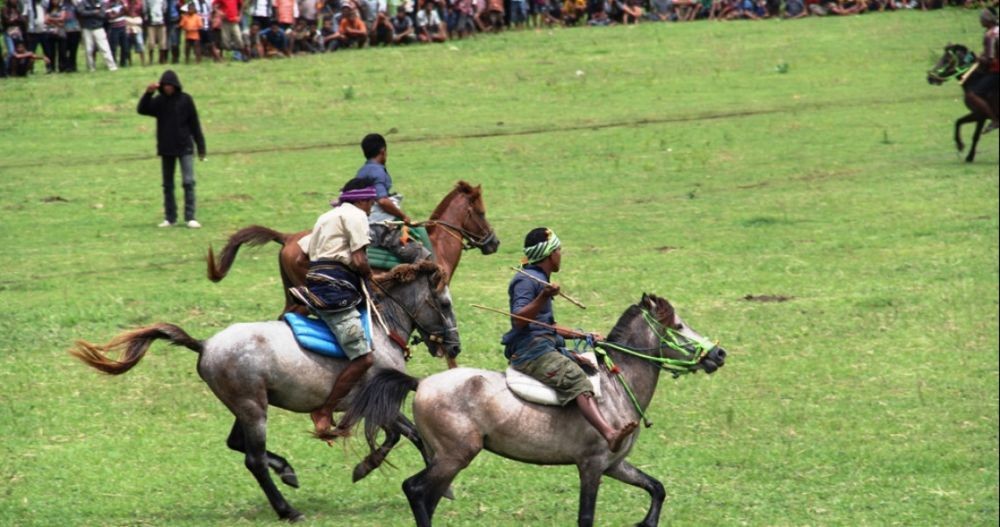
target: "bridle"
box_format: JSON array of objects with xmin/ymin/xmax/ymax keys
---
[
  {"xmin": 927, "ymin": 46, "xmax": 975, "ymax": 83},
  {"xmin": 428, "ymin": 194, "xmax": 498, "ymax": 251},
  {"xmin": 588, "ymin": 308, "xmax": 720, "ymax": 428},
  {"xmin": 370, "ymin": 274, "xmax": 460, "ymax": 358}
]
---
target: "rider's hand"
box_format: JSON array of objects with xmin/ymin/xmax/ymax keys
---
[
  {"xmin": 146, "ymin": 82, "xmax": 159, "ymax": 94},
  {"xmin": 542, "ymin": 283, "xmax": 561, "ymax": 299}
]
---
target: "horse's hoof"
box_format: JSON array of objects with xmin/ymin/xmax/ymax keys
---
[
  {"xmin": 280, "ymin": 470, "xmax": 300, "ymax": 488},
  {"xmin": 352, "ymin": 461, "xmax": 373, "ymax": 483},
  {"xmin": 281, "ymin": 510, "xmax": 304, "ymax": 523}
]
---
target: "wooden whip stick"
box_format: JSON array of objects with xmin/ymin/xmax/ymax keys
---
[
  {"xmin": 509, "ymin": 267, "xmax": 587, "ymax": 309},
  {"xmin": 958, "ymin": 61, "xmax": 979, "ymax": 85},
  {"xmin": 471, "ymin": 304, "xmax": 591, "ymax": 340}
]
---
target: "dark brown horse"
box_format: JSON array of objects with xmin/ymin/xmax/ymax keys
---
[
  {"xmin": 207, "ymin": 181, "xmax": 500, "ymax": 318},
  {"xmin": 927, "ymin": 44, "xmax": 999, "ymax": 163}
]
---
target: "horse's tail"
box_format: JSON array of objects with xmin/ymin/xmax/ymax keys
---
[
  {"xmin": 70, "ymin": 323, "xmax": 203, "ymax": 375},
  {"xmin": 342, "ymin": 368, "xmax": 420, "ymax": 454},
  {"xmin": 206, "ymin": 225, "xmax": 292, "ymax": 282}
]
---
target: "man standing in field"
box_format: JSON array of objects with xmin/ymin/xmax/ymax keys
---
[
  {"xmin": 300, "ymin": 178, "xmax": 377, "ymax": 440},
  {"xmin": 137, "ymin": 70, "xmax": 207, "ymax": 228},
  {"xmin": 354, "ymin": 133, "xmax": 431, "ymax": 263}
]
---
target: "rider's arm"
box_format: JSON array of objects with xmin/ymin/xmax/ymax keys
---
[
  {"xmin": 376, "ymin": 196, "xmax": 411, "ymax": 224},
  {"xmin": 350, "ymin": 247, "xmax": 373, "ymax": 279}
]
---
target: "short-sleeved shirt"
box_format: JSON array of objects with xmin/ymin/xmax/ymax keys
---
[
  {"xmin": 501, "ymin": 265, "xmax": 564, "ymax": 362},
  {"xmin": 391, "ymin": 14, "xmax": 412, "ymax": 33},
  {"xmin": 308, "ymin": 202, "xmax": 371, "ymax": 266},
  {"xmin": 356, "ymin": 160, "xmax": 402, "ymax": 223},
  {"xmin": 339, "ymin": 15, "xmax": 367, "ymax": 35},
  {"xmin": 417, "ymin": 8, "xmax": 441, "ymax": 28}
]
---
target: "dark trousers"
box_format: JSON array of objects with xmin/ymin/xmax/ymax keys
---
[
  {"xmin": 161, "ymin": 154, "xmax": 196, "ymax": 223},
  {"xmin": 108, "ymin": 26, "xmax": 128, "ymax": 66},
  {"xmin": 63, "ymin": 32, "xmax": 81, "ymax": 72}
]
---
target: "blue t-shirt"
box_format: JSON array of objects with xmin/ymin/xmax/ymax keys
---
[
  {"xmin": 357, "ymin": 160, "xmax": 401, "ymax": 223},
  {"xmin": 501, "ymin": 266, "xmax": 564, "ymax": 362}
]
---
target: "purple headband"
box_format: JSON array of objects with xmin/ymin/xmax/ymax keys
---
[{"xmin": 333, "ymin": 186, "xmax": 377, "ymax": 205}]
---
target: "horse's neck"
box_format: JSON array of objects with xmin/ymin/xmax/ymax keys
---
[
  {"xmin": 427, "ymin": 196, "xmax": 465, "ymax": 280},
  {"xmin": 603, "ymin": 324, "xmax": 662, "ymax": 413},
  {"xmin": 379, "ymin": 298, "xmax": 414, "ymax": 339}
]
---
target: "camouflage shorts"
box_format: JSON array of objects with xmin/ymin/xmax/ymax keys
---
[{"xmin": 512, "ymin": 349, "xmax": 593, "ymax": 406}]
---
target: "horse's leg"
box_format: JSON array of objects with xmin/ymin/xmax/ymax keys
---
[
  {"xmin": 226, "ymin": 419, "xmax": 300, "ymax": 488},
  {"xmin": 235, "ymin": 410, "xmax": 303, "ymax": 521},
  {"xmin": 351, "ymin": 422, "xmax": 402, "ymax": 483},
  {"xmin": 955, "ymin": 112, "xmax": 978, "ymax": 153},
  {"xmin": 402, "ymin": 457, "xmax": 469, "ymax": 527},
  {"xmin": 576, "ymin": 459, "xmax": 605, "ymax": 527},
  {"xmin": 604, "ymin": 460, "xmax": 666, "ymax": 527},
  {"xmin": 966, "ymin": 119, "xmax": 985, "ymax": 163}
]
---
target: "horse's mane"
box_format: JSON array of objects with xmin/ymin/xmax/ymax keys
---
[
  {"xmin": 374, "ymin": 260, "xmax": 445, "ymax": 291},
  {"xmin": 606, "ymin": 305, "xmax": 643, "ymax": 344},
  {"xmin": 429, "ymin": 181, "xmax": 482, "ymax": 220}
]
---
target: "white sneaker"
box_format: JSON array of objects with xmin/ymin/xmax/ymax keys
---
[
  {"xmin": 186, "ymin": 220, "xmax": 202, "ymax": 229},
  {"xmin": 158, "ymin": 220, "xmax": 174, "ymax": 228}
]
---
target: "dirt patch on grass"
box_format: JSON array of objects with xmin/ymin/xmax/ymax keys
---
[{"xmin": 743, "ymin": 294, "xmax": 793, "ymax": 302}]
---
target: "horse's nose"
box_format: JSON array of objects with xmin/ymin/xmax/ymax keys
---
[
  {"xmin": 481, "ymin": 238, "xmax": 500, "ymax": 255},
  {"xmin": 701, "ymin": 346, "xmax": 726, "ymax": 374}
]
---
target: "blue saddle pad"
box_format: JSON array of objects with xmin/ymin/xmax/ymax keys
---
[{"xmin": 283, "ymin": 311, "xmax": 373, "ymax": 358}]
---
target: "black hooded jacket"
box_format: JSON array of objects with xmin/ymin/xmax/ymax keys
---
[{"xmin": 137, "ymin": 70, "xmax": 207, "ymax": 157}]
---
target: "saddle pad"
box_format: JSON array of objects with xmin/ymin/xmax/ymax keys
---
[
  {"xmin": 298, "ymin": 228, "xmax": 435, "ymax": 271},
  {"xmin": 283, "ymin": 311, "xmax": 373, "ymax": 358},
  {"xmin": 505, "ymin": 352, "xmax": 602, "ymax": 406}
]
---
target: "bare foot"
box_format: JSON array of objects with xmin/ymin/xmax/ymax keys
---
[
  {"xmin": 310, "ymin": 409, "xmax": 333, "ymax": 436},
  {"xmin": 607, "ymin": 421, "xmax": 638, "ymax": 453}
]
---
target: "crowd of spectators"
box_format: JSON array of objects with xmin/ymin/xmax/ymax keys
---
[{"xmin": 1, "ymin": 0, "xmax": 995, "ymax": 77}]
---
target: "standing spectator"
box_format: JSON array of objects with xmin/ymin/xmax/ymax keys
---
[
  {"xmin": 106, "ymin": 0, "xmax": 128, "ymax": 66},
  {"xmin": 336, "ymin": 5, "xmax": 366, "ymax": 47},
  {"xmin": 179, "ymin": 1, "xmax": 202, "ymax": 61},
  {"xmin": 124, "ymin": 0, "xmax": 145, "ymax": 66},
  {"xmin": 274, "ymin": 0, "xmax": 297, "ymax": 28},
  {"xmin": 24, "ymin": 0, "xmax": 45, "ymax": 59},
  {"xmin": 144, "ymin": 0, "xmax": 167, "ymax": 63},
  {"xmin": 297, "ymin": 0, "xmax": 318, "ymax": 30},
  {"xmin": 389, "ymin": 4, "xmax": 414, "ymax": 43},
  {"xmin": 416, "ymin": 0, "xmax": 445, "ymax": 41},
  {"xmin": 78, "ymin": 0, "xmax": 118, "ymax": 70},
  {"xmin": 61, "ymin": 0, "xmax": 80, "ymax": 70},
  {"xmin": 509, "ymin": 0, "xmax": 527, "ymax": 28},
  {"xmin": 214, "ymin": 0, "xmax": 248, "ymax": 59},
  {"xmin": 194, "ymin": 0, "xmax": 218, "ymax": 60},
  {"xmin": 43, "ymin": 0, "xmax": 64, "ymax": 73},
  {"xmin": 248, "ymin": 0, "xmax": 269, "ymax": 28},
  {"xmin": 137, "ymin": 70, "xmax": 207, "ymax": 229},
  {"xmin": 447, "ymin": 0, "xmax": 474, "ymax": 38},
  {"xmin": 165, "ymin": 0, "xmax": 181, "ymax": 62}
]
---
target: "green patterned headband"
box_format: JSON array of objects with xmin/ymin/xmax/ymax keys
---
[{"xmin": 522, "ymin": 229, "xmax": 561, "ymax": 265}]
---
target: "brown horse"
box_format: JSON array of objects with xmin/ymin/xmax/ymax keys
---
[
  {"xmin": 927, "ymin": 44, "xmax": 999, "ymax": 163},
  {"xmin": 207, "ymin": 181, "xmax": 500, "ymax": 318}
]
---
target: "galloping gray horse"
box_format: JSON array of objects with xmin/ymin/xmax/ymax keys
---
[
  {"xmin": 343, "ymin": 293, "xmax": 727, "ymax": 527},
  {"xmin": 71, "ymin": 261, "xmax": 459, "ymax": 522}
]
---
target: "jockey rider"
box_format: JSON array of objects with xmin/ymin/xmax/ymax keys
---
[
  {"xmin": 355, "ymin": 133, "xmax": 432, "ymax": 264},
  {"xmin": 501, "ymin": 227, "xmax": 638, "ymax": 453},
  {"xmin": 969, "ymin": 9, "xmax": 999, "ymax": 134},
  {"xmin": 303, "ymin": 178, "xmax": 377, "ymax": 440}
]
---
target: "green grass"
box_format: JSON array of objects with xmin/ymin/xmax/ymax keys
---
[{"xmin": 2, "ymin": 9, "xmax": 998, "ymax": 527}]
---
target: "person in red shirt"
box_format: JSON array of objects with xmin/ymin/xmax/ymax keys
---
[{"xmin": 213, "ymin": 0, "xmax": 250, "ymax": 59}]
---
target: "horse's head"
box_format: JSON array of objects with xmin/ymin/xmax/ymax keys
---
[
  {"xmin": 927, "ymin": 44, "xmax": 975, "ymax": 85},
  {"xmin": 431, "ymin": 181, "xmax": 501, "ymax": 255},
  {"xmin": 375, "ymin": 260, "xmax": 461, "ymax": 360},
  {"xmin": 607, "ymin": 293, "xmax": 726, "ymax": 375}
]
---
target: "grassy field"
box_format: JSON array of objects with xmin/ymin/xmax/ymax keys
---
[{"xmin": 1, "ymin": 8, "xmax": 998, "ymax": 527}]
